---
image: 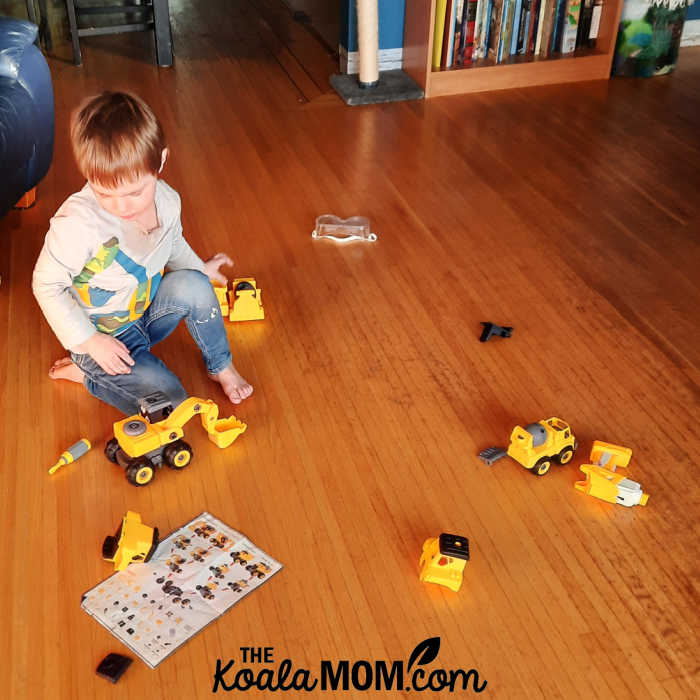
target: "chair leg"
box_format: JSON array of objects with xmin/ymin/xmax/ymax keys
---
[
  {"xmin": 65, "ymin": 0, "xmax": 82, "ymax": 66},
  {"xmin": 14, "ymin": 188, "xmax": 37, "ymax": 209},
  {"xmin": 152, "ymin": 0, "xmax": 173, "ymax": 67}
]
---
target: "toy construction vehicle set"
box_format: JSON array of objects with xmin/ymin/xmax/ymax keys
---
[{"xmin": 48, "ymin": 267, "xmax": 651, "ymax": 678}]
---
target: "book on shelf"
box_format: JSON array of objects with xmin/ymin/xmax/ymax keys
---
[
  {"xmin": 587, "ymin": 0, "xmax": 603, "ymax": 49},
  {"xmin": 575, "ymin": 0, "xmax": 594, "ymax": 49},
  {"xmin": 432, "ymin": 0, "xmax": 448, "ymax": 69},
  {"xmin": 473, "ymin": 0, "xmax": 493, "ymax": 60},
  {"xmin": 456, "ymin": 0, "xmax": 468, "ymax": 62},
  {"xmin": 516, "ymin": 0, "xmax": 531, "ymax": 54},
  {"xmin": 487, "ymin": 0, "xmax": 505, "ymax": 62},
  {"xmin": 498, "ymin": 0, "xmax": 514, "ymax": 62},
  {"xmin": 538, "ymin": 0, "xmax": 558, "ymax": 57},
  {"xmin": 510, "ymin": 0, "xmax": 523, "ymax": 55},
  {"xmin": 441, "ymin": 0, "xmax": 457, "ymax": 68},
  {"xmin": 550, "ymin": 0, "xmax": 568, "ymax": 54},
  {"xmin": 461, "ymin": 0, "xmax": 478, "ymax": 62},
  {"xmin": 560, "ymin": 0, "xmax": 583, "ymax": 53},
  {"xmin": 534, "ymin": 0, "xmax": 548, "ymax": 54},
  {"xmin": 525, "ymin": 0, "xmax": 544, "ymax": 54}
]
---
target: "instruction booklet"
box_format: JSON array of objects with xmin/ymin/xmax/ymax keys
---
[{"xmin": 81, "ymin": 511, "xmax": 282, "ymax": 668}]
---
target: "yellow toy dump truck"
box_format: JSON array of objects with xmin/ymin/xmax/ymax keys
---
[
  {"xmin": 105, "ymin": 392, "xmax": 246, "ymax": 486},
  {"xmin": 479, "ymin": 417, "xmax": 578, "ymax": 477},
  {"xmin": 102, "ymin": 511, "xmax": 159, "ymax": 571},
  {"xmin": 419, "ymin": 533, "xmax": 470, "ymax": 592}
]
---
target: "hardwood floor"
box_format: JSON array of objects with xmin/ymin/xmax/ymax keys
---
[{"xmin": 1, "ymin": 2, "xmax": 699, "ymax": 698}]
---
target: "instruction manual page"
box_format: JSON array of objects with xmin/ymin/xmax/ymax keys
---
[{"xmin": 81, "ymin": 511, "xmax": 282, "ymax": 668}]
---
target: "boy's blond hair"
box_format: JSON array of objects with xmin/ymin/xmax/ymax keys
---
[{"xmin": 70, "ymin": 91, "xmax": 166, "ymax": 188}]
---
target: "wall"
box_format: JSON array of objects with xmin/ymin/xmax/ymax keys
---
[{"xmin": 681, "ymin": 1, "xmax": 700, "ymax": 46}]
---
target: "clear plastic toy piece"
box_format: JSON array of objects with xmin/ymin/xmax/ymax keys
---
[{"xmin": 312, "ymin": 215, "xmax": 377, "ymax": 243}]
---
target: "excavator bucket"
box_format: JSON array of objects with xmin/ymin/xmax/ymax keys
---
[{"xmin": 207, "ymin": 416, "xmax": 247, "ymax": 448}]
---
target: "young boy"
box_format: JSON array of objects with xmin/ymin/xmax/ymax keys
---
[{"xmin": 32, "ymin": 91, "xmax": 253, "ymax": 415}]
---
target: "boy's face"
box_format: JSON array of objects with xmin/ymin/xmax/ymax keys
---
[{"xmin": 89, "ymin": 172, "xmax": 158, "ymax": 221}]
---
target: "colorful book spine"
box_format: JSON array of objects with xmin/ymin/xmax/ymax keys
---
[
  {"xmin": 498, "ymin": 0, "xmax": 514, "ymax": 62},
  {"xmin": 473, "ymin": 0, "xmax": 489, "ymax": 60},
  {"xmin": 463, "ymin": 0, "xmax": 478, "ymax": 61},
  {"xmin": 432, "ymin": 0, "xmax": 449, "ymax": 69},
  {"xmin": 456, "ymin": 0, "xmax": 468, "ymax": 62},
  {"xmin": 481, "ymin": 0, "xmax": 494, "ymax": 58},
  {"xmin": 560, "ymin": 0, "xmax": 582, "ymax": 53},
  {"xmin": 550, "ymin": 0, "xmax": 567, "ymax": 53},
  {"xmin": 517, "ymin": 0, "xmax": 531, "ymax": 53},
  {"xmin": 487, "ymin": 0, "xmax": 505, "ymax": 62},
  {"xmin": 534, "ymin": 0, "xmax": 548, "ymax": 55},
  {"xmin": 527, "ymin": 0, "xmax": 541, "ymax": 54},
  {"xmin": 539, "ymin": 0, "xmax": 558, "ymax": 57},
  {"xmin": 510, "ymin": 0, "xmax": 523, "ymax": 54},
  {"xmin": 441, "ymin": 0, "xmax": 456, "ymax": 68}
]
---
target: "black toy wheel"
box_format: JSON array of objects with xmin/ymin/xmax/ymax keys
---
[
  {"xmin": 534, "ymin": 457, "xmax": 552, "ymax": 477},
  {"xmin": 126, "ymin": 458, "xmax": 155, "ymax": 486},
  {"xmin": 556, "ymin": 447, "xmax": 574, "ymax": 465},
  {"xmin": 105, "ymin": 438, "xmax": 120, "ymax": 463},
  {"xmin": 163, "ymin": 440, "xmax": 193, "ymax": 469}
]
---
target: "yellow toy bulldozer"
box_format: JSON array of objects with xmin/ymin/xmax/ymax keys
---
[
  {"xmin": 105, "ymin": 392, "xmax": 246, "ymax": 486},
  {"xmin": 479, "ymin": 417, "xmax": 578, "ymax": 476},
  {"xmin": 419, "ymin": 533, "xmax": 470, "ymax": 592}
]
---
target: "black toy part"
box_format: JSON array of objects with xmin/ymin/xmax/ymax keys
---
[
  {"xmin": 96, "ymin": 653, "xmax": 132, "ymax": 683},
  {"xmin": 480, "ymin": 322, "xmax": 513, "ymax": 342}
]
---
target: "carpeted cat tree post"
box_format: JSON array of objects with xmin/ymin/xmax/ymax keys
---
[{"xmin": 330, "ymin": 0, "xmax": 423, "ymax": 105}]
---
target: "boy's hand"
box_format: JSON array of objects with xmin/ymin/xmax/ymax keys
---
[
  {"xmin": 74, "ymin": 333, "xmax": 134, "ymax": 375},
  {"xmin": 203, "ymin": 253, "xmax": 233, "ymax": 285}
]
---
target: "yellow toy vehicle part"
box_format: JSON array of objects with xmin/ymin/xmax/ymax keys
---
[
  {"xmin": 419, "ymin": 533, "xmax": 470, "ymax": 592},
  {"xmin": 105, "ymin": 392, "xmax": 246, "ymax": 486},
  {"xmin": 479, "ymin": 417, "xmax": 577, "ymax": 476},
  {"xmin": 228, "ymin": 277, "xmax": 264, "ymax": 321},
  {"xmin": 212, "ymin": 282, "xmax": 229, "ymax": 317},
  {"xmin": 102, "ymin": 511, "xmax": 159, "ymax": 571},
  {"xmin": 575, "ymin": 441, "xmax": 649, "ymax": 507}
]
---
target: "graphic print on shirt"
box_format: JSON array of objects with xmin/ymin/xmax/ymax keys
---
[{"xmin": 72, "ymin": 237, "xmax": 163, "ymax": 335}]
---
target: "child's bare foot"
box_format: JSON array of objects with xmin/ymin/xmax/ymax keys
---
[
  {"xmin": 210, "ymin": 364, "xmax": 253, "ymax": 405},
  {"xmin": 48, "ymin": 357, "xmax": 85, "ymax": 384}
]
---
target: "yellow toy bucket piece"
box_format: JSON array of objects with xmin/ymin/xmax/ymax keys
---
[
  {"xmin": 207, "ymin": 416, "xmax": 247, "ymax": 448},
  {"xmin": 575, "ymin": 441, "xmax": 648, "ymax": 507}
]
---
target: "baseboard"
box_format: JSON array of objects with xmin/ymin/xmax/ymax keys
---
[
  {"xmin": 339, "ymin": 47, "xmax": 403, "ymax": 74},
  {"xmin": 681, "ymin": 19, "xmax": 700, "ymax": 47}
]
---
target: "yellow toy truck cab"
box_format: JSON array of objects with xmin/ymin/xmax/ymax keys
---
[
  {"xmin": 479, "ymin": 417, "xmax": 578, "ymax": 476},
  {"xmin": 102, "ymin": 511, "xmax": 159, "ymax": 571},
  {"xmin": 105, "ymin": 392, "xmax": 246, "ymax": 486},
  {"xmin": 419, "ymin": 533, "xmax": 470, "ymax": 592}
]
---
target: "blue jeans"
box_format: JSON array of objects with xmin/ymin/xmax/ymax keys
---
[{"xmin": 71, "ymin": 269, "xmax": 232, "ymax": 415}]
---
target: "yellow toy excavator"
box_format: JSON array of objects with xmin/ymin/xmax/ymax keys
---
[{"xmin": 105, "ymin": 392, "xmax": 246, "ymax": 486}]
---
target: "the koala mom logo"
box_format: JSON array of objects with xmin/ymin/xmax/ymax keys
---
[{"xmin": 212, "ymin": 637, "xmax": 487, "ymax": 693}]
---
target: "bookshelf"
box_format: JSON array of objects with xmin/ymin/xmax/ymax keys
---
[{"xmin": 403, "ymin": 0, "xmax": 625, "ymax": 97}]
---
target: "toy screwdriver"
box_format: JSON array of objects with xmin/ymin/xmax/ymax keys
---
[{"xmin": 48, "ymin": 439, "xmax": 92, "ymax": 475}]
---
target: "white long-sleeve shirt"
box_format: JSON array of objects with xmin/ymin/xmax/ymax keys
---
[{"xmin": 33, "ymin": 179, "xmax": 205, "ymax": 351}]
